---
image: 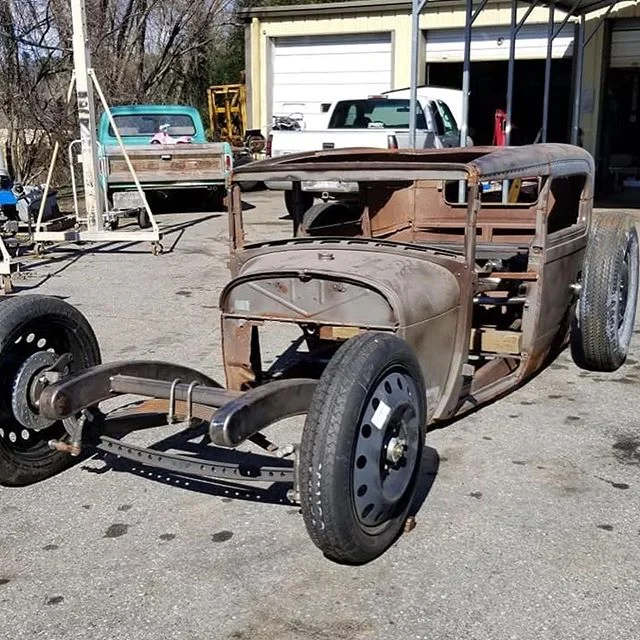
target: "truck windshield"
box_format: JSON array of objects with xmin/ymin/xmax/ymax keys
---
[
  {"xmin": 328, "ymin": 99, "xmax": 428, "ymax": 130},
  {"xmin": 109, "ymin": 114, "xmax": 196, "ymax": 137}
]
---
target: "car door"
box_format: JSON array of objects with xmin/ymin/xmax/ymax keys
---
[{"xmin": 427, "ymin": 100, "xmax": 462, "ymax": 148}]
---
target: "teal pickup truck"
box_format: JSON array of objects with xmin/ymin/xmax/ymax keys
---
[{"xmin": 99, "ymin": 104, "xmax": 233, "ymax": 225}]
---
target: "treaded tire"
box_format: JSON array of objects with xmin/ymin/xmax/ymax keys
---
[
  {"xmin": 301, "ymin": 202, "xmax": 361, "ymax": 236},
  {"xmin": 284, "ymin": 189, "xmax": 314, "ymax": 218},
  {"xmin": 0, "ymin": 295, "xmax": 101, "ymax": 486},
  {"xmin": 299, "ymin": 333, "xmax": 426, "ymax": 565},
  {"xmin": 571, "ymin": 213, "xmax": 639, "ymax": 371}
]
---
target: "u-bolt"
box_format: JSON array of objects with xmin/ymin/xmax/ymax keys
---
[
  {"xmin": 167, "ymin": 378, "xmax": 181, "ymax": 424},
  {"xmin": 186, "ymin": 381, "xmax": 200, "ymax": 425}
]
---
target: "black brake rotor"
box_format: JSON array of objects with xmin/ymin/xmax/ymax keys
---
[{"xmin": 11, "ymin": 350, "xmax": 58, "ymax": 431}]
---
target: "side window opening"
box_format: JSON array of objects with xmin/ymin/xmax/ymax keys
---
[{"xmin": 547, "ymin": 174, "xmax": 587, "ymax": 234}]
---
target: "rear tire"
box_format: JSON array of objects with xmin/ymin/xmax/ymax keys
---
[
  {"xmin": 284, "ymin": 190, "xmax": 314, "ymax": 218},
  {"xmin": 301, "ymin": 201, "xmax": 361, "ymax": 236},
  {"xmin": 300, "ymin": 333, "xmax": 426, "ymax": 565},
  {"xmin": 571, "ymin": 213, "xmax": 639, "ymax": 371},
  {"xmin": 0, "ymin": 295, "xmax": 101, "ymax": 486}
]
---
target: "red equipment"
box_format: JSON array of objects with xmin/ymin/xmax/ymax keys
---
[{"xmin": 493, "ymin": 109, "xmax": 507, "ymax": 146}]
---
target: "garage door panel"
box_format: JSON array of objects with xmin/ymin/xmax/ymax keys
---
[
  {"xmin": 611, "ymin": 28, "xmax": 640, "ymax": 68},
  {"xmin": 275, "ymin": 42, "xmax": 392, "ymax": 58},
  {"xmin": 275, "ymin": 33, "xmax": 391, "ymax": 49},
  {"xmin": 426, "ymin": 24, "xmax": 574, "ymax": 62},
  {"xmin": 274, "ymin": 77, "xmax": 391, "ymax": 104},
  {"xmin": 272, "ymin": 33, "xmax": 392, "ymax": 127},
  {"xmin": 274, "ymin": 52, "xmax": 392, "ymax": 75}
]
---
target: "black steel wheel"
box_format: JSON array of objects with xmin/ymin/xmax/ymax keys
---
[
  {"xmin": 300, "ymin": 333, "xmax": 426, "ymax": 565},
  {"xmin": 571, "ymin": 213, "xmax": 639, "ymax": 371},
  {"xmin": 0, "ymin": 295, "xmax": 101, "ymax": 486}
]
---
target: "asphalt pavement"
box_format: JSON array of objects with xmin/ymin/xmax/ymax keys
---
[{"xmin": 1, "ymin": 191, "xmax": 639, "ymax": 640}]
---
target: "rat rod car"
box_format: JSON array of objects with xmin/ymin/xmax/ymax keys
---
[{"xmin": 0, "ymin": 144, "xmax": 637, "ymax": 565}]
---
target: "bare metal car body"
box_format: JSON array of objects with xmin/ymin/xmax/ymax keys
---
[{"xmin": 222, "ymin": 144, "xmax": 593, "ymax": 422}]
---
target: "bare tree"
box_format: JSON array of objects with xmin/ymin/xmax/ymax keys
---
[{"xmin": 0, "ymin": 0, "xmax": 232, "ymax": 184}]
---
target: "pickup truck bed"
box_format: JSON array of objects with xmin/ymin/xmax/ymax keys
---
[
  {"xmin": 268, "ymin": 129, "xmax": 397, "ymax": 158},
  {"xmin": 104, "ymin": 143, "xmax": 231, "ymax": 190}
]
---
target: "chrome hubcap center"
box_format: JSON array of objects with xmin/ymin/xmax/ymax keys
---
[{"xmin": 385, "ymin": 436, "xmax": 407, "ymax": 464}]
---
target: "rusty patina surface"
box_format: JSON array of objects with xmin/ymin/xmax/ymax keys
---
[{"xmin": 224, "ymin": 144, "xmax": 594, "ymax": 423}]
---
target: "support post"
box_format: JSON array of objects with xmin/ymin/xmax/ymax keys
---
[
  {"xmin": 505, "ymin": 0, "xmax": 518, "ymax": 148},
  {"xmin": 542, "ymin": 3, "xmax": 554, "ymax": 142},
  {"xmin": 458, "ymin": 0, "xmax": 473, "ymax": 202},
  {"xmin": 571, "ymin": 14, "xmax": 585, "ymax": 145},
  {"xmin": 459, "ymin": 0, "xmax": 473, "ymax": 149},
  {"xmin": 502, "ymin": 0, "xmax": 518, "ymax": 202},
  {"xmin": 409, "ymin": 0, "xmax": 423, "ymax": 148},
  {"xmin": 70, "ymin": 0, "xmax": 103, "ymax": 231}
]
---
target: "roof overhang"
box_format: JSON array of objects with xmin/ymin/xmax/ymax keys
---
[{"xmin": 241, "ymin": 0, "xmax": 623, "ymax": 21}]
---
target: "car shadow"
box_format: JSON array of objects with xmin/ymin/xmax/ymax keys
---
[
  {"xmin": 408, "ymin": 445, "xmax": 440, "ymax": 518},
  {"xmin": 79, "ymin": 409, "xmax": 440, "ymax": 513},
  {"xmin": 9, "ymin": 212, "xmax": 222, "ymax": 293},
  {"xmin": 81, "ymin": 412, "xmax": 294, "ymax": 506}
]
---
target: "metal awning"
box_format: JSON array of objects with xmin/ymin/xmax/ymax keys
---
[
  {"xmin": 409, "ymin": 0, "xmax": 623, "ymax": 201},
  {"xmin": 537, "ymin": 0, "xmax": 618, "ymax": 12}
]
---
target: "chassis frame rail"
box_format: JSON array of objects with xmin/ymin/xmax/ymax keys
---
[{"xmin": 97, "ymin": 436, "xmax": 295, "ymax": 483}]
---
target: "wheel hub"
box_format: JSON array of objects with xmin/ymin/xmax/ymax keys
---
[
  {"xmin": 352, "ymin": 370, "xmax": 421, "ymax": 529},
  {"xmin": 385, "ymin": 436, "xmax": 407, "ymax": 465},
  {"xmin": 11, "ymin": 351, "xmax": 58, "ymax": 431}
]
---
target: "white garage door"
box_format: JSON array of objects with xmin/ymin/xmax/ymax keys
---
[
  {"xmin": 425, "ymin": 24, "xmax": 575, "ymax": 62},
  {"xmin": 272, "ymin": 33, "xmax": 392, "ymax": 129},
  {"xmin": 610, "ymin": 22, "xmax": 640, "ymax": 68}
]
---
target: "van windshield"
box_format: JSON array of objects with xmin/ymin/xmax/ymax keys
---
[
  {"xmin": 108, "ymin": 113, "xmax": 196, "ymax": 137},
  {"xmin": 328, "ymin": 99, "xmax": 428, "ymax": 130}
]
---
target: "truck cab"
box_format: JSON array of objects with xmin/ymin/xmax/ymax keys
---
[{"xmin": 98, "ymin": 104, "xmax": 208, "ymax": 147}]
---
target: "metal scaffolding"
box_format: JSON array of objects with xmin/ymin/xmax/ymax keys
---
[
  {"xmin": 409, "ymin": 0, "xmax": 621, "ymax": 155},
  {"xmin": 33, "ymin": 0, "xmax": 162, "ymax": 255}
]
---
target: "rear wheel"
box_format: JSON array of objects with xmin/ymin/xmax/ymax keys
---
[
  {"xmin": 301, "ymin": 201, "xmax": 361, "ymax": 236},
  {"xmin": 0, "ymin": 295, "xmax": 101, "ymax": 486},
  {"xmin": 299, "ymin": 333, "xmax": 426, "ymax": 565},
  {"xmin": 571, "ymin": 213, "xmax": 639, "ymax": 371},
  {"xmin": 284, "ymin": 190, "xmax": 314, "ymax": 218}
]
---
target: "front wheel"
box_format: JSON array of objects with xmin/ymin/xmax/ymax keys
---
[
  {"xmin": 0, "ymin": 295, "xmax": 101, "ymax": 486},
  {"xmin": 299, "ymin": 333, "xmax": 426, "ymax": 565}
]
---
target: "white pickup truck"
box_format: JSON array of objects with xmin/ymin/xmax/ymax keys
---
[{"xmin": 266, "ymin": 94, "xmax": 465, "ymax": 214}]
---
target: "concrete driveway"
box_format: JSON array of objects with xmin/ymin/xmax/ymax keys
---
[{"xmin": 1, "ymin": 192, "xmax": 639, "ymax": 640}]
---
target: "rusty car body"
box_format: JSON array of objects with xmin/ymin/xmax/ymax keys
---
[{"xmin": 0, "ymin": 144, "xmax": 637, "ymax": 565}]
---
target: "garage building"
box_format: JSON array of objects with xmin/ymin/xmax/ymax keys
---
[{"xmin": 242, "ymin": 0, "xmax": 640, "ymax": 197}]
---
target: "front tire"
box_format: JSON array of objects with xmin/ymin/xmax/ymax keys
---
[
  {"xmin": 299, "ymin": 333, "xmax": 426, "ymax": 565},
  {"xmin": 0, "ymin": 295, "xmax": 101, "ymax": 486},
  {"xmin": 571, "ymin": 213, "xmax": 639, "ymax": 371}
]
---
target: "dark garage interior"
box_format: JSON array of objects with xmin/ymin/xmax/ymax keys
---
[{"xmin": 426, "ymin": 59, "xmax": 573, "ymax": 146}]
